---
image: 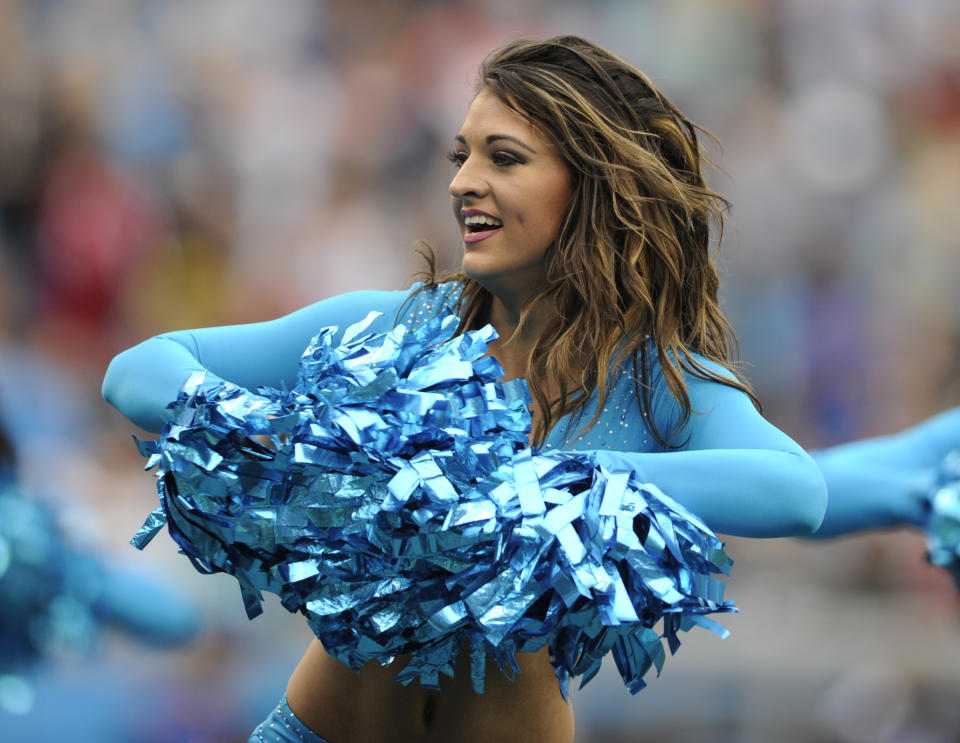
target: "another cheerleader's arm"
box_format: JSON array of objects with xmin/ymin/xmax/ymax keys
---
[
  {"xmin": 103, "ymin": 289, "xmax": 412, "ymax": 433},
  {"xmin": 804, "ymin": 406, "xmax": 960, "ymax": 538},
  {"xmin": 585, "ymin": 366, "xmax": 828, "ymax": 539}
]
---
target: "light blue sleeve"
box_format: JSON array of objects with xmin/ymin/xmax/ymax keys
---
[
  {"xmin": 102, "ymin": 288, "xmax": 413, "ymax": 433},
  {"xmin": 806, "ymin": 406, "xmax": 960, "ymax": 537},
  {"xmin": 586, "ymin": 359, "xmax": 828, "ymax": 538}
]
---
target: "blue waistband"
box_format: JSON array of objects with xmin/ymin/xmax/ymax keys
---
[{"xmin": 248, "ymin": 695, "xmax": 330, "ymax": 743}]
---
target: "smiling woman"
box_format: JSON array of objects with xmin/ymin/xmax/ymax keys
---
[
  {"xmin": 99, "ymin": 34, "xmax": 952, "ymax": 743},
  {"xmin": 103, "ymin": 35, "xmax": 827, "ymax": 743}
]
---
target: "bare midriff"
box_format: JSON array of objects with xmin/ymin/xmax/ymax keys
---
[{"xmin": 285, "ymin": 639, "xmax": 574, "ymax": 743}]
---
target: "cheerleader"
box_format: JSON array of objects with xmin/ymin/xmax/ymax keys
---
[{"xmin": 103, "ymin": 36, "xmax": 950, "ymax": 743}]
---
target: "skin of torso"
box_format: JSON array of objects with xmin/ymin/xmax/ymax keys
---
[{"xmin": 286, "ymin": 641, "xmax": 574, "ymax": 743}]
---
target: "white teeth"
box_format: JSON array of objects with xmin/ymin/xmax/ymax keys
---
[{"xmin": 463, "ymin": 214, "xmax": 503, "ymax": 228}]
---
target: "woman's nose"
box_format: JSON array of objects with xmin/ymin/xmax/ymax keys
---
[{"xmin": 449, "ymin": 157, "xmax": 487, "ymax": 202}]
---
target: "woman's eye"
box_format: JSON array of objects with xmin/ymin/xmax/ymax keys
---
[
  {"xmin": 447, "ymin": 149, "xmax": 523, "ymax": 168},
  {"xmin": 492, "ymin": 151, "xmax": 522, "ymax": 167}
]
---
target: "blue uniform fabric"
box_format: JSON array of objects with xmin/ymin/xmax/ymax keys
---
[
  {"xmin": 103, "ymin": 281, "xmax": 827, "ymax": 538},
  {"xmin": 248, "ymin": 696, "xmax": 330, "ymax": 743}
]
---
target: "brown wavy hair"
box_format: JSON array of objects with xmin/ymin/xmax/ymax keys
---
[{"xmin": 416, "ymin": 35, "xmax": 756, "ymax": 447}]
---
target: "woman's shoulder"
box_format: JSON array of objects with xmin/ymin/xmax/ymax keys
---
[
  {"xmin": 641, "ymin": 343, "xmax": 740, "ymax": 386},
  {"xmin": 395, "ymin": 280, "xmax": 464, "ymax": 331}
]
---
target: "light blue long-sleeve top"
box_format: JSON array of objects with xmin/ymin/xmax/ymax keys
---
[{"xmin": 103, "ymin": 282, "xmax": 828, "ymax": 538}]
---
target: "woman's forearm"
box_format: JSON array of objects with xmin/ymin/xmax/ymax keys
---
[
  {"xmin": 805, "ymin": 407, "xmax": 960, "ymax": 538},
  {"xmin": 808, "ymin": 450, "xmax": 930, "ymax": 538}
]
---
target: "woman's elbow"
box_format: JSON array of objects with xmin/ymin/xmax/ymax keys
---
[
  {"xmin": 100, "ymin": 346, "xmax": 168, "ymax": 433},
  {"xmin": 787, "ymin": 456, "xmax": 829, "ymax": 536},
  {"xmin": 101, "ymin": 352, "xmax": 127, "ymax": 410}
]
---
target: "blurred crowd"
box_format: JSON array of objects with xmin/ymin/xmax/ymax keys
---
[{"xmin": 0, "ymin": 0, "xmax": 959, "ymax": 741}]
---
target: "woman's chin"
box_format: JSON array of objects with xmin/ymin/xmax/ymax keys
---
[{"xmin": 459, "ymin": 258, "xmax": 494, "ymax": 284}]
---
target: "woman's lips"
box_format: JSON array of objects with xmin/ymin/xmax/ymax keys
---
[{"xmin": 463, "ymin": 227, "xmax": 502, "ymax": 244}]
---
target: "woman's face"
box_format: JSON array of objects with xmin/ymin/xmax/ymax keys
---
[{"xmin": 449, "ymin": 89, "xmax": 573, "ymax": 297}]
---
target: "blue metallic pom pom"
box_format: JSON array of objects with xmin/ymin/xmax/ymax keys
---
[
  {"xmin": 133, "ymin": 313, "xmax": 734, "ymax": 697},
  {"xmin": 926, "ymin": 450, "xmax": 960, "ymax": 588}
]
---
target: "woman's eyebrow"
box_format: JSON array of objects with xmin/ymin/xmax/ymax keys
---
[{"xmin": 454, "ymin": 134, "xmax": 537, "ymax": 154}]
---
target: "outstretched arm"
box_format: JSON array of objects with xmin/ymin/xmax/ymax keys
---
[
  {"xmin": 103, "ymin": 289, "xmax": 412, "ymax": 433},
  {"xmin": 585, "ymin": 364, "xmax": 828, "ymax": 539},
  {"xmin": 806, "ymin": 406, "xmax": 960, "ymax": 537}
]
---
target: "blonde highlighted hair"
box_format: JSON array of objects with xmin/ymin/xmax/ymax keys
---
[{"xmin": 417, "ymin": 35, "xmax": 756, "ymax": 446}]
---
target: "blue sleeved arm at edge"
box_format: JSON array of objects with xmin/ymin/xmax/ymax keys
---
[
  {"xmin": 806, "ymin": 406, "xmax": 960, "ymax": 538},
  {"xmin": 103, "ymin": 288, "xmax": 413, "ymax": 433},
  {"xmin": 586, "ymin": 359, "xmax": 828, "ymax": 539}
]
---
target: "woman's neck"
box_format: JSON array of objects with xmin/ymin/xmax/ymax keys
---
[{"xmin": 486, "ymin": 292, "xmax": 553, "ymax": 380}]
